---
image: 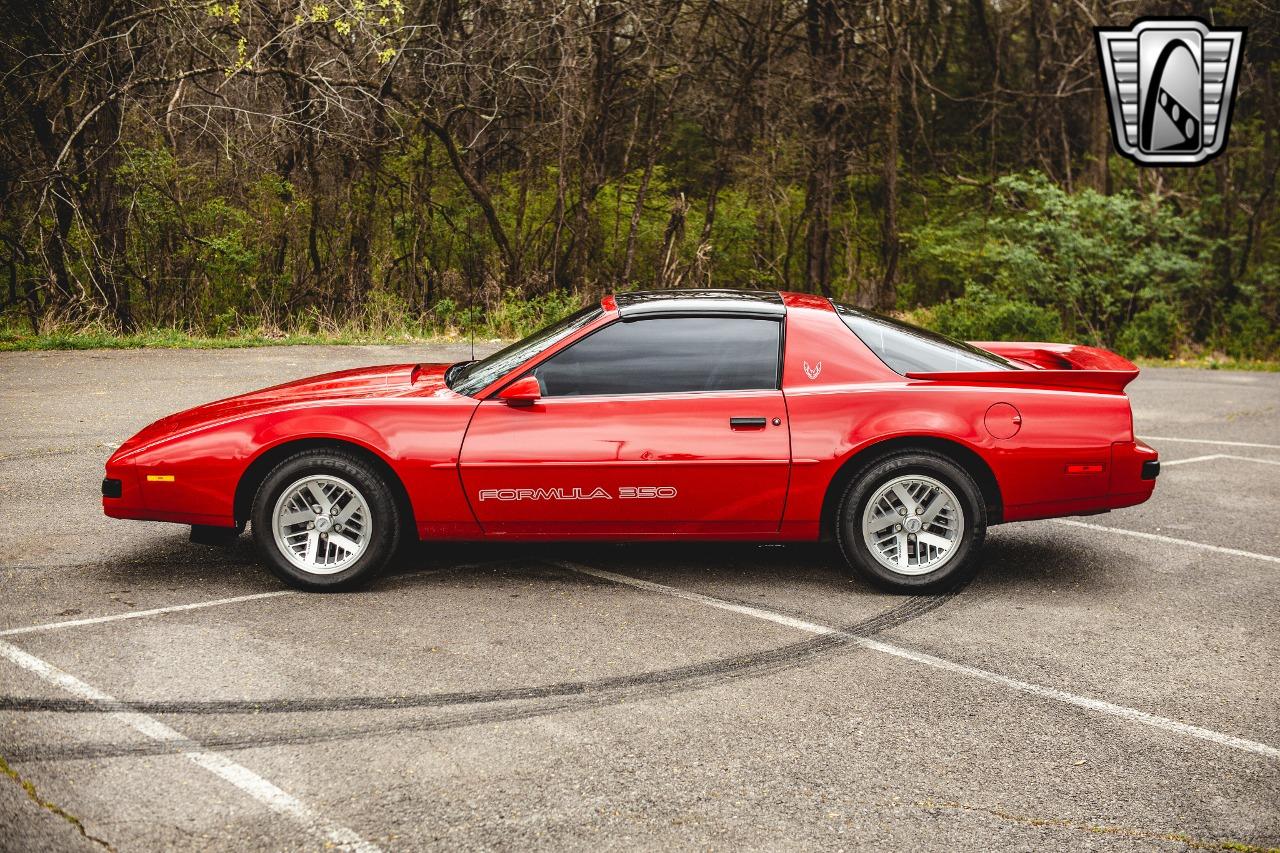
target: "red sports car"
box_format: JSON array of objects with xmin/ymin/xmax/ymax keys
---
[{"xmin": 103, "ymin": 290, "xmax": 1159, "ymax": 592}]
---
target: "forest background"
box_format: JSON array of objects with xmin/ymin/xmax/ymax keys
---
[{"xmin": 2, "ymin": 0, "xmax": 1277, "ymax": 363}]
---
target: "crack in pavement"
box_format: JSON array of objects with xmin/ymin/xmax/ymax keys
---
[
  {"xmin": 0, "ymin": 751, "xmax": 115, "ymax": 851},
  {"xmin": 914, "ymin": 800, "xmax": 1280, "ymax": 853}
]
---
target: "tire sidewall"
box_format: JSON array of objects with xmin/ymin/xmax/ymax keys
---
[
  {"xmin": 836, "ymin": 452, "xmax": 986, "ymax": 592},
  {"xmin": 251, "ymin": 450, "xmax": 400, "ymax": 591}
]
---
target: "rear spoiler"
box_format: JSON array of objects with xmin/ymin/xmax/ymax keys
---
[{"xmin": 905, "ymin": 342, "xmax": 1140, "ymax": 393}]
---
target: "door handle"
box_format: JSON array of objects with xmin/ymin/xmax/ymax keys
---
[{"xmin": 729, "ymin": 417, "xmax": 767, "ymax": 429}]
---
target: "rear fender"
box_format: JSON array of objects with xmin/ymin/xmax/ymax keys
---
[{"xmin": 782, "ymin": 386, "xmax": 997, "ymax": 533}]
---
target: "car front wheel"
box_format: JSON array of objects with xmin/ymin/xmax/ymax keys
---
[
  {"xmin": 251, "ymin": 449, "xmax": 401, "ymax": 591},
  {"xmin": 836, "ymin": 451, "xmax": 986, "ymax": 593}
]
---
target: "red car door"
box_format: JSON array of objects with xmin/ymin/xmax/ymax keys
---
[{"xmin": 459, "ymin": 315, "xmax": 791, "ymax": 536}]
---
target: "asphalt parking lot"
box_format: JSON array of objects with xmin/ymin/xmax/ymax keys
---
[{"xmin": 1, "ymin": 346, "xmax": 1277, "ymax": 852}]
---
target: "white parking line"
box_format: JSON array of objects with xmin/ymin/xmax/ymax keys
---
[
  {"xmin": 1160, "ymin": 454, "xmax": 1227, "ymax": 467},
  {"xmin": 1143, "ymin": 435, "xmax": 1280, "ymax": 450},
  {"xmin": 1050, "ymin": 518, "xmax": 1280, "ymax": 564},
  {"xmin": 0, "ymin": 591, "xmax": 296, "ymax": 637},
  {"xmin": 1161, "ymin": 453, "xmax": 1280, "ymax": 467},
  {"xmin": 0, "ymin": 639, "xmax": 380, "ymax": 852},
  {"xmin": 0, "ymin": 560, "xmax": 508, "ymax": 638},
  {"xmin": 558, "ymin": 562, "xmax": 1280, "ymax": 762}
]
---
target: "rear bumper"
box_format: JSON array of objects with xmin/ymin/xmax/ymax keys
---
[
  {"xmin": 1001, "ymin": 439, "xmax": 1158, "ymax": 523},
  {"xmin": 1099, "ymin": 438, "xmax": 1158, "ymax": 512},
  {"xmin": 1112, "ymin": 439, "xmax": 1159, "ymax": 492}
]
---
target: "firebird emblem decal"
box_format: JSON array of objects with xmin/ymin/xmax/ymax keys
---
[{"xmin": 803, "ymin": 361, "xmax": 823, "ymax": 380}]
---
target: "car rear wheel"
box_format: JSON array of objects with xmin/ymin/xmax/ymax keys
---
[
  {"xmin": 251, "ymin": 449, "xmax": 401, "ymax": 591},
  {"xmin": 835, "ymin": 451, "xmax": 986, "ymax": 593}
]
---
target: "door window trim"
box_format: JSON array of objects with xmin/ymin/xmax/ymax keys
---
[{"xmin": 494, "ymin": 314, "xmax": 785, "ymax": 399}]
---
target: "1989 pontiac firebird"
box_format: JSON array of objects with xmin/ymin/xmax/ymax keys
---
[{"xmin": 102, "ymin": 290, "xmax": 1159, "ymax": 592}]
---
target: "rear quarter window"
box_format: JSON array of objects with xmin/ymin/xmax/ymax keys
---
[{"xmin": 832, "ymin": 302, "xmax": 1014, "ymax": 374}]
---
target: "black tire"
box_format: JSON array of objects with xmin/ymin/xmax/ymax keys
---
[
  {"xmin": 835, "ymin": 451, "xmax": 986, "ymax": 593},
  {"xmin": 251, "ymin": 449, "xmax": 401, "ymax": 591}
]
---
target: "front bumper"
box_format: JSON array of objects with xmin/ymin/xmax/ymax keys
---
[{"xmin": 102, "ymin": 457, "xmax": 229, "ymax": 527}]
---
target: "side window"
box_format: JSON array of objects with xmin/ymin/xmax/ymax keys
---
[
  {"xmin": 832, "ymin": 301, "xmax": 1013, "ymax": 374},
  {"xmin": 531, "ymin": 317, "xmax": 781, "ymax": 397}
]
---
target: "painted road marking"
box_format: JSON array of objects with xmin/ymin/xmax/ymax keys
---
[
  {"xmin": 1160, "ymin": 454, "xmax": 1228, "ymax": 467},
  {"xmin": 1161, "ymin": 453, "xmax": 1280, "ymax": 467},
  {"xmin": 0, "ymin": 561, "xmax": 508, "ymax": 638},
  {"xmin": 1142, "ymin": 435, "xmax": 1280, "ymax": 450},
  {"xmin": 0, "ymin": 639, "xmax": 381, "ymax": 852},
  {"xmin": 558, "ymin": 562, "xmax": 1280, "ymax": 762},
  {"xmin": 1051, "ymin": 518, "xmax": 1280, "ymax": 564},
  {"xmin": 0, "ymin": 591, "xmax": 296, "ymax": 637}
]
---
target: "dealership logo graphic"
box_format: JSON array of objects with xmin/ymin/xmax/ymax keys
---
[{"xmin": 1095, "ymin": 18, "xmax": 1245, "ymax": 166}]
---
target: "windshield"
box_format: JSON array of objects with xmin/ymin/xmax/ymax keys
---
[
  {"xmin": 832, "ymin": 301, "xmax": 1014, "ymax": 374},
  {"xmin": 446, "ymin": 304, "xmax": 604, "ymax": 396}
]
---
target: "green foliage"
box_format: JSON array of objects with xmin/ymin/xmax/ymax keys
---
[
  {"xmin": 927, "ymin": 286, "xmax": 1064, "ymax": 342},
  {"xmin": 481, "ymin": 291, "xmax": 582, "ymax": 338},
  {"xmin": 1114, "ymin": 304, "xmax": 1180, "ymax": 359},
  {"xmin": 1214, "ymin": 301, "xmax": 1280, "ymax": 361},
  {"xmin": 6, "ymin": 143, "xmax": 1276, "ymax": 362},
  {"xmin": 0, "ymin": 292, "xmax": 589, "ymax": 350},
  {"xmin": 3, "ymin": 0, "xmax": 1276, "ymax": 369},
  {"xmin": 907, "ymin": 172, "xmax": 1217, "ymax": 357}
]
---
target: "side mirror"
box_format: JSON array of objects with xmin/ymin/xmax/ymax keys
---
[{"xmin": 498, "ymin": 375, "xmax": 541, "ymax": 406}]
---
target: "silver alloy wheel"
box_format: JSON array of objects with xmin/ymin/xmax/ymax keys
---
[
  {"xmin": 271, "ymin": 474, "xmax": 372, "ymax": 575},
  {"xmin": 861, "ymin": 474, "xmax": 964, "ymax": 576}
]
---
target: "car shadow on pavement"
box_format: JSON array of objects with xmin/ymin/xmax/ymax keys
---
[
  {"xmin": 71, "ymin": 530, "xmax": 270, "ymax": 587},
  {"xmin": 391, "ymin": 534, "xmax": 1117, "ymax": 598},
  {"xmin": 87, "ymin": 524, "xmax": 1119, "ymax": 599},
  {"xmin": 973, "ymin": 528, "xmax": 1124, "ymax": 595}
]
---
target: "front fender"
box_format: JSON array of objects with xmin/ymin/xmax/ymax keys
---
[
  {"xmin": 116, "ymin": 406, "xmax": 400, "ymax": 526},
  {"xmin": 250, "ymin": 412, "xmax": 394, "ymax": 464}
]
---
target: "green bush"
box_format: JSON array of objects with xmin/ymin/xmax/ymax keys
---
[
  {"xmin": 1214, "ymin": 302, "xmax": 1280, "ymax": 361},
  {"xmin": 928, "ymin": 288, "xmax": 1064, "ymax": 342},
  {"xmin": 1115, "ymin": 303, "xmax": 1180, "ymax": 358},
  {"xmin": 907, "ymin": 172, "xmax": 1209, "ymax": 344},
  {"xmin": 484, "ymin": 291, "xmax": 583, "ymax": 338}
]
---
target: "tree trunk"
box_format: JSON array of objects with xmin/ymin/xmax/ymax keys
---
[
  {"xmin": 423, "ymin": 117, "xmax": 518, "ymax": 284},
  {"xmin": 876, "ymin": 17, "xmax": 902, "ymax": 311},
  {"xmin": 801, "ymin": 0, "xmax": 845, "ymax": 297}
]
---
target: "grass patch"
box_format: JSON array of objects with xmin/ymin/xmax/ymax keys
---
[
  {"xmin": 1, "ymin": 291, "xmax": 584, "ymax": 352},
  {"xmin": 1133, "ymin": 355, "xmax": 1280, "ymax": 372},
  {"xmin": 3, "ymin": 325, "xmax": 1278, "ymax": 370},
  {"xmin": 0, "ymin": 327, "xmax": 479, "ymax": 352}
]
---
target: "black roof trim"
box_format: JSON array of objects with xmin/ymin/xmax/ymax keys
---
[{"xmin": 613, "ymin": 289, "xmax": 784, "ymax": 319}]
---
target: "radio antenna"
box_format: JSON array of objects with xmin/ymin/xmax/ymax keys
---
[{"xmin": 469, "ymin": 269, "xmax": 476, "ymax": 362}]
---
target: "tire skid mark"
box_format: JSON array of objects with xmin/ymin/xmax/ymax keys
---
[{"xmin": 3, "ymin": 573, "xmax": 963, "ymax": 761}]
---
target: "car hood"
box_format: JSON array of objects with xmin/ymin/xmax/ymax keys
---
[{"xmin": 112, "ymin": 363, "xmax": 454, "ymax": 459}]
